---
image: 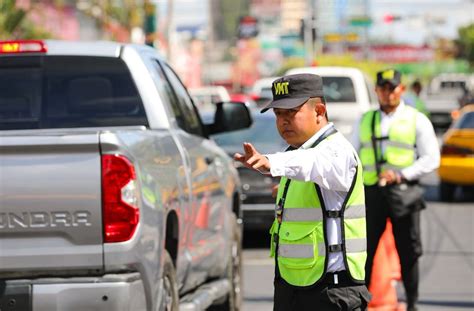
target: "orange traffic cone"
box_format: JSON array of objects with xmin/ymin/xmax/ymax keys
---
[
  {"xmin": 195, "ymin": 194, "xmax": 210, "ymax": 229},
  {"xmin": 368, "ymin": 220, "xmax": 404, "ymax": 311}
]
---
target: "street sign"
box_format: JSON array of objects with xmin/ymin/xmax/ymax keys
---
[
  {"xmin": 350, "ymin": 16, "xmax": 372, "ymax": 27},
  {"xmin": 323, "ymin": 33, "xmax": 359, "ymax": 43},
  {"xmin": 238, "ymin": 16, "xmax": 259, "ymax": 39}
]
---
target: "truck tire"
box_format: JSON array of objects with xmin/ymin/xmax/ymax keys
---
[
  {"xmin": 161, "ymin": 251, "xmax": 179, "ymax": 311},
  {"xmin": 210, "ymin": 216, "xmax": 243, "ymax": 311}
]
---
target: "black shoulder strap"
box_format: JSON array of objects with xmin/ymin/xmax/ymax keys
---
[
  {"xmin": 310, "ymin": 126, "xmax": 338, "ymax": 149},
  {"xmin": 370, "ymin": 111, "xmax": 382, "ymax": 177}
]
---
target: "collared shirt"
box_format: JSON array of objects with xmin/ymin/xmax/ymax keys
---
[
  {"xmin": 350, "ymin": 101, "xmax": 440, "ymax": 181},
  {"xmin": 266, "ymin": 123, "xmax": 358, "ymax": 272}
]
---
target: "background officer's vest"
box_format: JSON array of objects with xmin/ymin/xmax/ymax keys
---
[
  {"xmin": 359, "ymin": 106, "xmax": 417, "ymax": 186},
  {"xmin": 269, "ymin": 134, "xmax": 367, "ymax": 287}
]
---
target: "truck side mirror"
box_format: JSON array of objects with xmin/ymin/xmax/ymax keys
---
[{"xmin": 206, "ymin": 101, "xmax": 253, "ymax": 135}]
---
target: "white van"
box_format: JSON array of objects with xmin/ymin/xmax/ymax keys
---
[{"xmin": 285, "ymin": 66, "xmax": 378, "ymax": 138}]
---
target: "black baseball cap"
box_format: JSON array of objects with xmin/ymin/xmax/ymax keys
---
[
  {"xmin": 376, "ymin": 69, "xmax": 401, "ymax": 87},
  {"xmin": 260, "ymin": 73, "xmax": 324, "ymax": 113}
]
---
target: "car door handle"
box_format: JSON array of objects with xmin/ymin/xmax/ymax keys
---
[{"xmin": 205, "ymin": 156, "xmax": 214, "ymax": 165}]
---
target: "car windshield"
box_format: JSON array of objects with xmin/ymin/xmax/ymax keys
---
[
  {"xmin": 322, "ymin": 77, "xmax": 356, "ymax": 103},
  {"xmin": 260, "ymin": 87, "xmax": 273, "ymax": 99},
  {"xmin": 212, "ymin": 115, "xmax": 286, "ymax": 153},
  {"xmin": 0, "ymin": 56, "xmax": 147, "ymax": 130},
  {"xmin": 454, "ymin": 111, "xmax": 474, "ymax": 129}
]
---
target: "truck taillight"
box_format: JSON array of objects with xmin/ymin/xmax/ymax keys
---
[{"xmin": 102, "ymin": 154, "xmax": 139, "ymax": 243}]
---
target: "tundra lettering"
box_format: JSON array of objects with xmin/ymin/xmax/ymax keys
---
[{"xmin": 0, "ymin": 211, "xmax": 92, "ymax": 229}]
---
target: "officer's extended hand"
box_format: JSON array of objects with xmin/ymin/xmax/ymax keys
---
[
  {"xmin": 379, "ymin": 169, "xmax": 402, "ymax": 185},
  {"xmin": 234, "ymin": 142, "xmax": 271, "ymax": 174}
]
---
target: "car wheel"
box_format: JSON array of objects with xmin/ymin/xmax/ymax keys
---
[
  {"xmin": 161, "ymin": 251, "xmax": 179, "ymax": 311},
  {"xmin": 440, "ymin": 182, "xmax": 456, "ymax": 202},
  {"xmin": 209, "ymin": 215, "xmax": 243, "ymax": 311}
]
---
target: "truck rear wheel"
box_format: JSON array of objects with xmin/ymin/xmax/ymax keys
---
[
  {"xmin": 210, "ymin": 216, "xmax": 243, "ymax": 311},
  {"xmin": 161, "ymin": 251, "xmax": 179, "ymax": 311}
]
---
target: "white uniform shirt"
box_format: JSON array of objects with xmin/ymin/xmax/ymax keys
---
[
  {"xmin": 266, "ymin": 123, "xmax": 358, "ymax": 272},
  {"xmin": 350, "ymin": 101, "xmax": 440, "ymax": 181}
]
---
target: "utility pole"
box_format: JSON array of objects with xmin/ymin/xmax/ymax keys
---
[
  {"xmin": 304, "ymin": 0, "xmax": 314, "ymax": 65},
  {"xmin": 165, "ymin": 0, "xmax": 174, "ymax": 59},
  {"xmin": 362, "ymin": 0, "xmax": 370, "ymax": 59}
]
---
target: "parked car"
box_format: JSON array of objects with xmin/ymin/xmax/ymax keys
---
[
  {"xmin": 0, "ymin": 40, "xmax": 251, "ymax": 311},
  {"xmin": 210, "ymin": 113, "xmax": 287, "ymax": 230},
  {"xmin": 285, "ymin": 66, "xmax": 377, "ymax": 139},
  {"xmin": 425, "ymin": 73, "xmax": 474, "ymax": 130},
  {"xmin": 189, "ymin": 86, "xmax": 231, "ymax": 113},
  {"xmin": 438, "ymin": 104, "xmax": 474, "ymax": 201},
  {"xmin": 230, "ymin": 93, "xmax": 258, "ymax": 111},
  {"xmin": 250, "ymin": 77, "xmax": 280, "ymax": 108}
]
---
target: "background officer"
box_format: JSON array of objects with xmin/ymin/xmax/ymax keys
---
[
  {"xmin": 235, "ymin": 74, "xmax": 371, "ymax": 311},
  {"xmin": 351, "ymin": 69, "xmax": 440, "ymax": 311},
  {"xmin": 403, "ymin": 80, "xmax": 430, "ymax": 117}
]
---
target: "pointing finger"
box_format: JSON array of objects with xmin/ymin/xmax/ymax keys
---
[{"xmin": 243, "ymin": 142, "xmax": 255, "ymax": 155}]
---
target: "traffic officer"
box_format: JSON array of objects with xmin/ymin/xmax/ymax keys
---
[
  {"xmin": 351, "ymin": 69, "xmax": 440, "ymax": 311},
  {"xmin": 234, "ymin": 74, "xmax": 371, "ymax": 310},
  {"xmin": 403, "ymin": 80, "xmax": 430, "ymax": 117}
]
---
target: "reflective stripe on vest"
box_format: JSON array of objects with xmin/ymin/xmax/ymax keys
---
[
  {"xmin": 282, "ymin": 204, "xmax": 365, "ymax": 222},
  {"xmin": 277, "ymin": 238, "xmax": 367, "ymax": 259},
  {"xmin": 282, "ymin": 207, "xmax": 323, "ymax": 222},
  {"xmin": 359, "ymin": 106, "xmax": 417, "ymax": 186}
]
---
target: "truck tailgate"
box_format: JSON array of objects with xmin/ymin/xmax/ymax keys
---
[{"xmin": 0, "ymin": 132, "xmax": 103, "ymax": 277}]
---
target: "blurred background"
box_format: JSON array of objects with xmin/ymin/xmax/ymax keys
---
[
  {"xmin": 1, "ymin": 1, "xmax": 473, "ymax": 310},
  {"xmin": 2, "ymin": 0, "xmax": 472, "ymax": 92}
]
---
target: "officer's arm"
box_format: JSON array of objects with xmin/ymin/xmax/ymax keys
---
[{"xmin": 400, "ymin": 112, "xmax": 440, "ymax": 181}]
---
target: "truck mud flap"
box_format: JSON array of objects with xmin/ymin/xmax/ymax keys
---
[
  {"xmin": 0, "ymin": 283, "xmax": 31, "ymax": 311},
  {"xmin": 179, "ymin": 279, "xmax": 230, "ymax": 311}
]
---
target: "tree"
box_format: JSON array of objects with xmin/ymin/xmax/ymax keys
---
[
  {"xmin": 456, "ymin": 23, "xmax": 474, "ymax": 67},
  {"xmin": 0, "ymin": 0, "xmax": 52, "ymax": 40}
]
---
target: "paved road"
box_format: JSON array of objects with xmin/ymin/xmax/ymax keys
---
[{"xmin": 241, "ymin": 180, "xmax": 474, "ymax": 311}]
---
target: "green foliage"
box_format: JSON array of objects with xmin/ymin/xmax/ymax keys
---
[
  {"xmin": 277, "ymin": 54, "xmax": 389, "ymax": 83},
  {"xmin": 275, "ymin": 57, "xmax": 306, "ymax": 76},
  {"xmin": 277, "ymin": 53, "xmax": 470, "ymax": 85},
  {"xmin": 456, "ymin": 23, "xmax": 474, "ymax": 67},
  {"xmin": 0, "ymin": 0, "xmax": 52, "ymax": 39},
  {"xmin": 316, "ymin": 54, "xmax": 389, "ymax": 83}
]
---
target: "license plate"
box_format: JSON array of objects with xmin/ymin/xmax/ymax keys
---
[{"xmin": 0, "ymin": 283, "xmax": 31, "ymax": 311}]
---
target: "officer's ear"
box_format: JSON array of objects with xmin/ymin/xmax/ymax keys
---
[
  {"xmin": 309, "ymin": 97, "xmax": 327, "ymax": 121},
  {"xmin": 315, "ymin": 102, "xmax": 326, "ymax": 117}
]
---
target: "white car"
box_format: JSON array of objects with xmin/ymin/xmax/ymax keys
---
[
  {"xmin": 188, "ymin": 86, "xmax": 231, "ymax": 113},
  {"xmin": 250, "ymin": 76, "xmax": 280, "ymax": 107},
  {"xmin": 285, "ymin": 66, "xmax": 378, "ymax": 138}
]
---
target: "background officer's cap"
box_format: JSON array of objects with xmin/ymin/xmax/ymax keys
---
[
  {"xmin": 376, "ymin": 69, "xmax": 401, "ymax": 87},
  {"xmin": 261, "ymin": 73, "xmax": 324, "ymax": 113}
]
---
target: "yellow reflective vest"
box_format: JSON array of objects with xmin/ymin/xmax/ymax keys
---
[
  {"xmin": 359, "ymin": 106, "xmax": 417, "ymax": 186},
  {"xmin": 269, "ymin": 134, "xmax": 367, "ymax": 287}
]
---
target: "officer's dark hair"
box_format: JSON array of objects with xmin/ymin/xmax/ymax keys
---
[{"xmin": 411, "ymin": 80, "xmax": 422, "ymax": 89}]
